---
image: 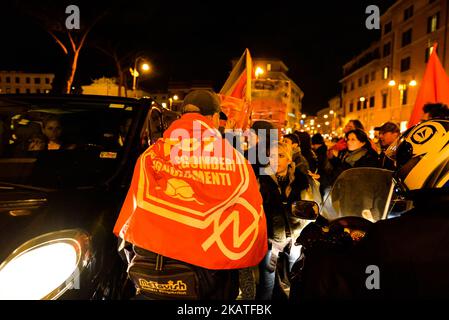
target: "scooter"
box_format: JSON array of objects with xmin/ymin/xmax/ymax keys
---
[{"xmin": 286, "ymin": 167, "xmax": 411, "ymax": 301}]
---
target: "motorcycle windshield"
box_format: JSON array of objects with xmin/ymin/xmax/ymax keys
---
[{"xmin": 321, "ymin": 167, "xmax": 394, "ymax": 222}]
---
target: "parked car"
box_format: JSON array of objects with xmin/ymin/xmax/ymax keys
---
[{"xmin": 0, "ymin": 94, "xmax": 179, "ymax": 299}]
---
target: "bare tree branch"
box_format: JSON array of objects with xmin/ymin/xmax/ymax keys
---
[{"xmin": 47, "ymin": 30, "xmax": 68, "ymax": 55}]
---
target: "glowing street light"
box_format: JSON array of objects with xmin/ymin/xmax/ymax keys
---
[
  {"xmin": 359, "ymin": 97, "xmax": 366, "ymax": 102},
  {"xmin": 255, "ymin": 67, "xmax": 264, "ymax": 79},
  {"xmin": 173, "ymin": 95, "xmax": 179, "ymax": 101},
  {"xmin": 324, "ymin": 114, "xmax": 328, "ymax": 119},
  {"xmin": 141, "ymin": 63, "xmax": 150, "ymax": 72},
  {"xmin": 388, "ymin": 79, "xmax": 396, "ymax": 87},
  {"xmin": 409, "ymin": 80, "xmax": 417, "ymax": 86},
  {"xmin": 130, "ymin": 57, "xmax": 151, "ymax": 96},
  {"xmin": 329, "ymin": 110, "xmax": 334, "ymax": 115},
  {"xmin": 301, "ymin": 114, "xmax": 306, "ymax": 119},
  {"xmin": 325, "ymin": 121, "xmax": 330, "ymax": 126}
]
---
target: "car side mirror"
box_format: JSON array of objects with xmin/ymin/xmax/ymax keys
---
[{"xmin": 291, "ymin": 200, "xmax": 319, "ymax": 220}]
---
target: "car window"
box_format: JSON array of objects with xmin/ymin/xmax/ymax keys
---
[{"xmin": 0, "ymin": 99, "xmax": 141, "ymax": 189}]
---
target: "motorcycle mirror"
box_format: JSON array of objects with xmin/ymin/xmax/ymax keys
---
[{"xmin": 291, "ymin": 200, "xmax": 319, "ymax": 220}]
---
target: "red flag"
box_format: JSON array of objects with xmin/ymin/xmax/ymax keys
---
[
  {"xmin": 219, "ymin": 49, "xmax": 253, "ymax": 129},
  {"xmin": 113, "ymin": 113, "xmax": 268, "ymax": 269},
  {"xmin": 408, "ymin": 43, "xmax": 449, "ymax": 127}
]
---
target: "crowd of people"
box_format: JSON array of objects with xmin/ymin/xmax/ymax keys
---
[{"xmin": 113, "ymin": 90, "xmax": 449, "ymax": 301}]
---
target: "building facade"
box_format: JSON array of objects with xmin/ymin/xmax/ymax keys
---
[
  {"xmin": 0, "ymin": 71, "xmax": 54, "ymax": 94},
  {"xmin": 81, "ymin": 77, "xmax": 150, "ymax": 98},
  {"xmin": 249, "ymin": 59, "xmax": 304, "ymax": 131},
  {"xmin": 341, "ymin": 0, "xmax": 448, "ymax": 132}
]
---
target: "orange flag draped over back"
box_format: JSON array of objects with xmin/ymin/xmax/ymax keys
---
[
  {"xmin": 408, "ymin": 43, "xmax": 449, "ymax": 127},
  {"xmin": 113, "ymin": 113, "xmax": 267, "ymax": 269},
  {"xmin": 219, "ymin": 49, "xmax": 253, "ymax": 129}
]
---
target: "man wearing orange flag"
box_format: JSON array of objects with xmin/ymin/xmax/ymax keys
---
[
  {"xmin": 408, "ymin": 43, "xmax": 449, "ymax": 127},
  {"xmin": 113, "ymin": 89, "xmax": 267, "ymax": 300}
]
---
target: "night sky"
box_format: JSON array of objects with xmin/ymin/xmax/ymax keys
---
[{"xmin": 0, "ymin": 0, "xmax": 395, "ymax": 114}]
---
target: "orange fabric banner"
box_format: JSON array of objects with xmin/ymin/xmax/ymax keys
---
[
  {"xmin": 113, "ymin": 113, "xmax": 267, "ymax": 269},
  {"xmin": 408, "ymin": 43, "xmax": 449, "ymax": 127},
  {"xmin": 219, "ymin": 49, "xmax": 253, "ymax": 129}
]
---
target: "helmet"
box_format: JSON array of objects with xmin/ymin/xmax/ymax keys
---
[{"xmin": 386, "ymin": 119, "xmax": 449, "ymax": 194}]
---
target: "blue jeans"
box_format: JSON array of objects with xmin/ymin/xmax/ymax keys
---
[{"xmin": 256, "ymin": 250, "xmax": 275, "ymax": 300}]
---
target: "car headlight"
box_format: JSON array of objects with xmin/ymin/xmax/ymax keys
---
[{"xmin": 0, "ymin": 229, "xmax": 91, "ymax": 300}]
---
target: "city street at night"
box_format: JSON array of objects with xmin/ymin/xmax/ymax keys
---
[{"xmin": 0, "ymin": 0, "xmax": 449, "ymax": 312}]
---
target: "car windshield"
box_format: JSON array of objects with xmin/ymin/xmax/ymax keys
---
[{"xmin": 0, "ymin": 97, "xmax": 140, "ymax": 189}]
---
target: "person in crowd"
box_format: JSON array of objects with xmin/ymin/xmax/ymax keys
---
[
  {"xmin": 297, "ymin": 118, "xmax": 449, "ymax": 300},
  {"xmin": 422, "ymin": 102, "xmax": 449, "ymax": 120},
  {"xmin": 283, "ymin": 133, "xmax": 309, "ymax": 175},
  {"xmin": 256, "ymin": 141, "xmax": 309, "ymax": 300},
  {"xmin": 373, "ymin": 127, "xmax": 382, "ymax": 154},
  {"xmin": 218, "ymin": 111, "xmax": 228, "ymax": 137},
  {"xmin": 375, "ymin": 121, "xmax": 400, "ymax": 170},
  {"xmin": 245, "ymin": 120, "xmax": 277, "ymax": 177},
  {"xmin": 295, "ymin": 131, "xmax": 318, "ymax": 173},
  {"xmin": 327, "ymin": 119, "xmax": 365, "ymax": 159},
  {"xmin": 330, "ymin": 128, "xmax": 379, "ymax": 180},
  {"xmin": 113, "ymin": 90, "xmax": 268, "ymax": 300},
  {"xmin": 311, "ymin": 133, "xmax": 332, "ymax": 197},
  {"xmin": 42, "ymin": 116, "xmax": 63, "ymax": 150}
]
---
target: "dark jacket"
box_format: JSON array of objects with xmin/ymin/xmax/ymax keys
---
[
  {"xmin": 314, "ymin": 144, "xmax": 332, "ymax": 193},
  {"xmin": 330, "ymin": 147, "xmax": 379, "ymax": 183},
  {"xmin": 379, "ymin": 151, "xmax": 396, "ymax": 171},
  {"xmin": 258, "ymin": 165, "xmax": 309, "ymax": 243}
]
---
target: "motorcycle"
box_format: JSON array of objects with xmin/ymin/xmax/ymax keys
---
[{"xmin": 285, "ymin": 167, "xmax": 410, "ymax": 301}]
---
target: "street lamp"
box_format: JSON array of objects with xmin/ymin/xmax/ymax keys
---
[
  {"xmin": 130, "ymin": 57, "xmax": 151, "ymax": 96},
  {"xmin": 255, "ymin": 67, "xmax": 264, "ymax": 79}
]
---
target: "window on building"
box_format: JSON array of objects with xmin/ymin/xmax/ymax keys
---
[
  {"xmin": 349, "ymin": 102, "xmax": 354, "ymax": 112},
  {"xmin": 382, "ymin": 93, "xmax": 388, "ymax": 108},
  {"xmin": 267, "ymin": 64, "xmax": 271, "ymax": 71},
  {"xmin": 36, "ymin": 89, "xmax": 41, "ymax": 94},
  {"xmin": 371, "ymin": 71, "xmax": 376, "ymax": 81},
  {"xmin": 363, "ymin": 99, "xmax": 368, "ymax": 109},
  {"xmin": 15, "ymin": 88, "xmax": 20, "ymax": 93},
  {"xmin": 15, "ymin": 77, "xmax": 20, "ymax": 84},
  {"xmin": 364, "ymin": 74, "xmax": 369, "ymax": 84},
  {"xmin": 384, "ymin": 21, "xmax": 392, "ymax": 34},
  {"xmin": 400, "ymin": 57, "xmax": 411, "ymax": 72},
  {"xmin": 401, "ymin": 29, "xmax": 412, "ymax": 47},
  {"xmin": 429, "ymin": 0, "xmax": 436, "ymax": 4},
  {"xmin": 34, "ymin": 78, "xmax": 41, "ymax": 84},
  {"xmin": 358, "ymin": 78, "xmax": 362, "ymax": 87},
  {"xmin": 45, "ymin": 78, "xmax": 50, "ymax": 84},
  {"xmin": 6, "ymin": 77, "xmax": 10, "ymax": 83},
  {"xmin": 26, "ymin": 89, "xmax": 30, "ymax": 94},
  {"xmin": 357, "ymin": 100, "xmax": 361, "ymax": 111},
  {"xmin": 343, "ymin": 85, "xmax": 347, "ymax": 93},
  {"xmin": 427, "ymin": 12, "xmax": 440, "ymax": 33},
  {"xmin": 5, "ymin": 88, "xmax": 11, "ymax": 93},
  {"xmin": 26, "ymin": 77, "xmax": 30, "ymax": 84},
  {"xmin": 383, "ymin": 66, "xmax": 389, "ymax": 80},
  {"xmin": 404, "ymin": 5, "xmax": 414, "ymax": 21},
  {"xmin": 369, "ymin": 96, "xmax": 375, "ymax": 108},
  {"xmin": 351, "ymin": 82, "xmax": 354, "ymax": 91},
  {"xmin": 383, "ymin": 42, "xmax": 391, "ymax": 57},
  {"xmin": 402, "ymin": 88, "xmax": 408, "ymax": 105}
]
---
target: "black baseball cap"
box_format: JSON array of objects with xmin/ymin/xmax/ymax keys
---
[
  {"xmin": 182, "ymin": 90, "xmax": 221, "ymax": 116},
  {"xmin": 374, "ymin": 122, "xmax": 400, "ymax": 134}
]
